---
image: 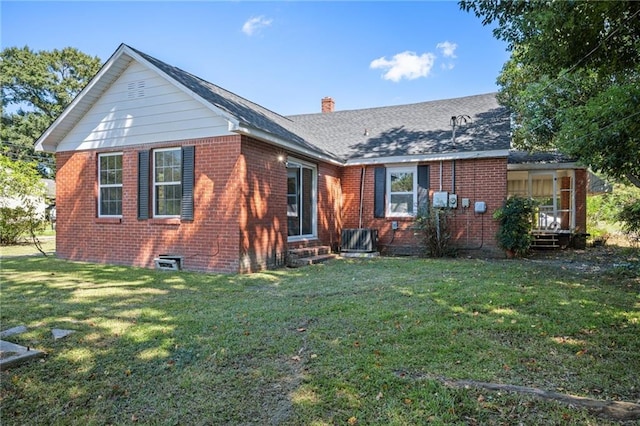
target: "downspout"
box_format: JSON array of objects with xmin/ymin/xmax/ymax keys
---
[{"xmin": 452, "ymin": 160, "xmax": 456, "ymax": 194}]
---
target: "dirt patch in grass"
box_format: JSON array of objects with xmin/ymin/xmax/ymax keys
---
[{"xmin": 526, "ymin": 245, "xmax": 639, "ymax": 276}]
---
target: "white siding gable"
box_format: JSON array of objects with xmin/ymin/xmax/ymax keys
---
[{"xmin": 57, "ymin": 61, "xmax": 233, "ymax": 152}]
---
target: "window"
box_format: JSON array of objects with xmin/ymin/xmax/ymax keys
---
[
  {"xmin": 98, "ymin": 153, "xmax": 123, "ymax": 217},
  {"xmin": 374, "ymin": 165, "xmax": 428, "ymax": 218},
  {"xmin": 138, "ymin": 147, "xmax": 194, "ymax": 220},
  {"xmin": 386, "ymin": 167, "xmax": 417, "ymax": 216},
  {"xmin": 153, "ymin": 148, "xmax": 182, "ymax": 217}
]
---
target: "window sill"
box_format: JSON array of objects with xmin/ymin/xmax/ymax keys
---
[
  {"xmin": 385, "ymin": 215, "xmax": 416, "ymax": 220},
  {"xmin": 95, "ymin": 217, "xmax": 122, "ymax": 224},
  {"xmin": 149, "ymin": 218, "xmax": 181, "ymax": 226}
]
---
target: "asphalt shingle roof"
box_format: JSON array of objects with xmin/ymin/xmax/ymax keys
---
[
  {"xmin": 288, "ymin": 93, "xmax": 511, "ymax": 161},
  {"xmin": 508, "ymin": 150, "xmax": 577, "ymax": 165},
  {"xmin": 130, "ymin": 46, "xmax": 339, "ymax": 161},
  {"xmin": 131, "ymin": 46, "xmax": 511, "ymax": 163}
]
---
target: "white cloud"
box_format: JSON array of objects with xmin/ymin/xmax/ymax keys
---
[
  {"xmin": 369, "ymin": 51, "xmax": 436, "ymax": 82},
  {"xmin": 242, "ymin": 16, "xmax": 273, "ymax": 36},
  {"xmin": 436, "ymin": 41, "xmax": 457, "ymax": 58}
]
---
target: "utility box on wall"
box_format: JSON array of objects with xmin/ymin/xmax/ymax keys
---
[
  {"xmin": 474, "ymin": 201, "xmax": 487, "ymax": 214},
  {"xmin": 448, "ymin": 194, "xmax": 458, "ymax": 209},
  {"xmin": 433, "ymin": 191, "xmax": 449, "ymax": 208}
]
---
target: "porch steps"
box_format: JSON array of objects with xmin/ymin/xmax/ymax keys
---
[
  {"xmin": 287, "ymin": 246, "xmax": 338, "ymax": 268},
  {"xmin": 531, "ymin": 233, "xmax": 560, "ymax": 249}
]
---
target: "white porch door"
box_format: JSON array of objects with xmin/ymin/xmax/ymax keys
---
[
  {"xmin": 530, "ymin": 172, "xmax": 559, "ymax": 230},
  {"xmin": 287, "ymin": 160, "xmax": 317, "ymax": 240}
]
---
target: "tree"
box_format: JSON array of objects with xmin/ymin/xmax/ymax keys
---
[
  {"xmin": 0, "ymin": 153, "xmax": 47, "ymax": 247},
  {"xmin": 460, "ymin": 0, "xmax": 640, "ymax": 188},
  {"xmin": 1, "ymin": 46, "xmax": 102, "ymax": 177}
]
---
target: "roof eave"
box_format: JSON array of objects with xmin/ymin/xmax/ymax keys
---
[
  {"xmin": 124, "ymin": 47, "xmax": 242, "ymax": 129},
  {"xmin": 35, "ymin": 44, "xmax": 243, "ymax": 153},
  {"xmin": 234, "ymin": 124, "xmax": 343, "ymax": 166},
  {"xmin": 508, "ymin": 162, "xmax": 586, "ymax": 171},
  {"xmin": 344, "ymin": 149, "xmax": 510, "ymax": 166},
  {"xmin": 35, "ymin": 43, "xmax": 134, "ymax": 153}
]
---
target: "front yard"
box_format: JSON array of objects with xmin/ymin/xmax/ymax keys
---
[{"xmin": 1, "ymin": 248, "xmax": 638, "ymax": 425}]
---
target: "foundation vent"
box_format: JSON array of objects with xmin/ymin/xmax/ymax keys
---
[{"xmin": 154, "ymin": 254, "xmax": 183, "ymax": 271}]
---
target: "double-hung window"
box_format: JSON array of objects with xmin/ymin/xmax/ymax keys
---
[
  {"xmin": 374, "ymin": 165, "xmax": 428, "ymax": 218},
  {"xmin": 98, "ymin": 153, "xmax": 123, "ymax": 217},
  {"xmin": 387, "ymin": 166, "xmax": 417, "ymax": 217},
  {"xmin": 138, "ymin": 146, "xmax": 194, "ymax": 220},
  {"xmin": 153, "ymin": 148, "xmax": 182, "ymax": 217}
]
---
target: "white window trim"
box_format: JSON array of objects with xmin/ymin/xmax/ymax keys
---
[
  {"xmin": 386, "ymin": 165, "xmax": 418, "ymax": 218},
  {"xmin": 98, "ymin": 152, "xmax": 123, "ymax": 218},
  {"xmin": 287, "ymin": 158, "xmax": 317, "ymax": 242},
  {"xmin": 153, "ymin": 147, "xmax": 182, "ymax": 218}
]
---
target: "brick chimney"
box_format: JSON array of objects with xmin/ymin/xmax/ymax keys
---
[{"xmin": 321, "ymin": 96, "xmax": 335, "ymax": 113}]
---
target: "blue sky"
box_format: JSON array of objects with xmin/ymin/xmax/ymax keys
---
[{"xmin": 1, "ymin": 1, "xmax": 509, "ymax": 115}]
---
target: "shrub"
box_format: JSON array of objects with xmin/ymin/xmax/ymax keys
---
[
  {"xmin": 493, "ymin": 196, "xmax": 537, "ymax": 257},
  {"xmin": 414, "ymin": 205, "xmax": 456, "ymax": 257},
  {"xmin": 617, "ymin": 199, "xmax": 640, "ymax": 246},
  {"xmin": 0, "ymin": 205, "xmax": 46, "ymax": 245}
]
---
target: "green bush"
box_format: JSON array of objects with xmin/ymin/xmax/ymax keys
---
[
  {"xmin": 587, "ymin": 183, "xmax": 640, "ymax": 244},
  {"xmin": 493, "ymin": 196, "xmax": 537, "ymax": 257},
  {"xmin": 617, "ymin": 199, "xmax": 640, "ymax": 245},
  {"xmin": 0, "ymin": 205, "xmax": 46, "ymax": 245}
]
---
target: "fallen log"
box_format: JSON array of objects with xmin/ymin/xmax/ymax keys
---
[{"xmin": 395, "ymin": 371, "xmax": 640, "ymax": 421}]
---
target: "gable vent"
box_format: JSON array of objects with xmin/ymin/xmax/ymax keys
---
[{"xmin": 127, "ymin": 80, "xmax": 146, "ymax": 99}]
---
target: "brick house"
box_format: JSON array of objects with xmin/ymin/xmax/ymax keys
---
[{"xmin": 35, "ymin": 44, "xmax": 587, "ymax": 273}]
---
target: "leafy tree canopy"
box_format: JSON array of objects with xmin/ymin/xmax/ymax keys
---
[
  {"xmin": 1, "ymin": 46, "xmax": 102, "ymax": 177},
  {"xmin": 0, "ymin": 153, "xmax": 45, "ymax": 202},
  {"xmin": 460, "ymin": 0, "xmax": 640, "ymax": 187}
]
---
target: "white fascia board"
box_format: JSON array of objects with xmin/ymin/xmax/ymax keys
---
[
  {"xmin": 35, "ymin": 44, "xmax": 132, "ymax": 153},
  {"xmin": 344, "ymin": 149, "xmax": 510, "ymax": 166},
  {"xmin": 508, "ymin": 162, "xmax": 585, "ymax": 171},
  {"xmin": 232, "ymin": 123, "xmax": 343, "ymax": 166},
  {"xmin": 125, "ymin": 48, "xmax": 241, "ymax": 130}
]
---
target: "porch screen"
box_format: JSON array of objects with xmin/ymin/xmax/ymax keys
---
[{"xmin": 507, "ymin": 170, "xmax": 575, "ymax": 231}]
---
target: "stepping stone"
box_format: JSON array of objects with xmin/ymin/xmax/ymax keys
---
[
  {"xmin": 51, "ymin": 329, "xmax": 75, "ymax": 340},
  {"xmin": 0, "ymin": 325, "xmax": 28, "ymax": 338},
  {"xmin": 0, "ymin": 340, "xmax": 44, "ymax": 370}
]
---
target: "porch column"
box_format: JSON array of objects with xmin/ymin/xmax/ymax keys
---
[{"xmin": 560, "ymin": 176, "xmax": 571, "ymax": 230}]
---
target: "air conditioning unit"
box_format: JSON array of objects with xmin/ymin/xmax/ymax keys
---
[{"xmin": 341, "ymin": 228, "xmax": 378, "ymax": 253}]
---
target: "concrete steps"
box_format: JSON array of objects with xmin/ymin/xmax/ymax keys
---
[
  {"xmin": 287, "ymin": 245, "xmax": 338, "ymax": 268},
  {"xmin": 532, "ymin": 232, "xmax": 574, "ymax": 250},
  {"xmin": 531, "ymin": 233, "xmax": 560, "ymax": 249}
]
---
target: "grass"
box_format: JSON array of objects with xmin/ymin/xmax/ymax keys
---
[{"xmin": 1, "ymin": 247, "xmax": 639, "ymax": 425}]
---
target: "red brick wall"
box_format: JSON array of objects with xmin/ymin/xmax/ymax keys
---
[
  {"xmin": 55, "ymin": 136, "xmax": 245, "ymax": 273},
  {"xmin": 55, "ymin": 134, "xmax": 344, "ymax": 273},
  {"xmin": 239, "ymin": 137, "xmax": 288, "ymax": 272},
  {"xmin": 340, "ymin": 158, "xmax": 507, "ymax": 256},
  {"xmin": 317, "ymin": 162, "xmax": 343, "ymax": 251},
  {"xmin": 574, "ymin": 168, "xmax": 587, "ymax": 232}
]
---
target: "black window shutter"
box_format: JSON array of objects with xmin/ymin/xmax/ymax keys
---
[
  {"xmin": 138, "ymin": 150, "xmax": 150, "ymax": 219},
  {"xmin": 374, "ymin": 167, "xmax": 386, "ymax": 218},
  {"xmin": 417, "ymin": 165, "xmax": 429, "ymax": 211},
  {"xmin": 181, "ymin": 145, "xmax": 195, "ymax": 220}
]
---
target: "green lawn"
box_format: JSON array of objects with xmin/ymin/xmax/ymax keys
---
[{"xmin": 1, "ymin": 250, "xmax": 638, "ymax": 425}]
